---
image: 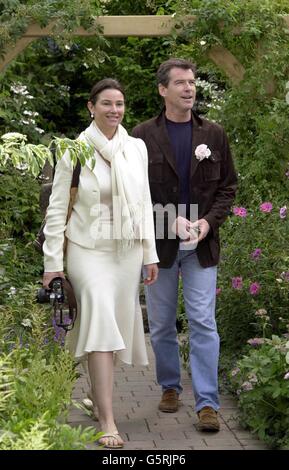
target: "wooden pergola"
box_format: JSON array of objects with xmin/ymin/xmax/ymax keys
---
[{"xmin": 1, "ymin": 14, "xmax": 289, "ymax": 84}]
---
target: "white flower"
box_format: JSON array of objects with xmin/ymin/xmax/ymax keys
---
[
  {"xmin": 35, "ymin": 127, "xmax": 45, "ymax": 134},
  {"xmin": 9, "ymin": 287, "xmax": 16, "ymax": 295},
  {"xmin": 1, "ymin": 132, "xmax": 27, "ymax": 141},
  {"xmin": 284, "ymin": 372, "xmax": 289, "ymax": 380},
  {"xmin": 21, "ymin": 318, "xmax": 32, "ymax": 328},
  {"xmin": 10, "ymin": 85, "xmax": 29, "ymax": 95},
  {"xmin": 195, "ymin": 144, "xmax": 211, "ymax": 161},
  {"xmin": 200, "ymin": 40, "xmax": 206, "ymax": 46}
]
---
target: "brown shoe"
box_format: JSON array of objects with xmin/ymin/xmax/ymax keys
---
[
  {"xmin": 196, "ymin": 406, "xmax": 220, "ymax": 432},
  {"xmin": 158, "ymin": 389, "xmax": 180, "ymax": 413}
]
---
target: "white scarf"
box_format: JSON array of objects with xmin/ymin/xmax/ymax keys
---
[{"xmin": 79, "ymin": 121, "xmax": 143, "ymax": 254}]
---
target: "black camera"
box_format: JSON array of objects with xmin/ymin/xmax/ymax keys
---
[
  {"xmin": 36, "ymin": 277, "xmax": 77, "ymax": 331},
  {"xmin": 36, "ymin": 277, "xmax": 64, "ymax": 305}
]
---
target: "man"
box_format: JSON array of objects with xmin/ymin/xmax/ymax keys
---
[{"xmin": 132, "ymin": 58, "xmax": 237, "ymax": 432}]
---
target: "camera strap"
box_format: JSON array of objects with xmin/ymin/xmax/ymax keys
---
[
  {"xmin": 62, "ymin": 278, "xmax": 77, "ymax": 327},
  {"xmin": 61, "ymin": 278, "xmax": 77, "ymax": 330}
]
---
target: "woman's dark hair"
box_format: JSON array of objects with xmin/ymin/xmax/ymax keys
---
[
  {"xmin": 156, "ymin": 58, "xmax": 197, "ymax": 87},
  {"xmin": 89, "ymin": 78, "xmax": 125, "ymax": 104}
]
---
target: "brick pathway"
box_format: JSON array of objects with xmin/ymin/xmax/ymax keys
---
[{"xmin": 68, "ymin": 335, "xmax": 267, "ymax": 450}]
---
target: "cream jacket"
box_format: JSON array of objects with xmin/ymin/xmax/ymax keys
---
[{"xmin": 43, "ymin": 137, "xmax": 159, "ymax": 272}]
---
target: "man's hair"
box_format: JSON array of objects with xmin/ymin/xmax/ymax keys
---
[
  {"xmin": 89, "ymin": 78, "xmax": 125, "ymax": 104},
  {"xmin": 156, "ymin": 58, "xmax": 197, "ymax": 87}
]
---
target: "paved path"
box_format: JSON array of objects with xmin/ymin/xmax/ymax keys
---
[{"xmin": 68, "ymin": 335, "xmax": 267, "ymax": 450}]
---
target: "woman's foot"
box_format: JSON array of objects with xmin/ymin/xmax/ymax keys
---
[
  {"xmin": 98, "ymin": 418, "xmax": 124, "ymax": 449},
  {"xmin": 97, "ymin": 430, "xmax": 124, "ymax": 449}
]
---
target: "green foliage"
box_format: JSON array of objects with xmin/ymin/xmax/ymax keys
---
[
  {"xmin": 172, "ymin": 0, "xmax": 289, "ymax": 202},
  {"xmin": 0, "ymin": 0, "xmax": 104, "ymax": 55},
  {"xmin": 229, "ymin": 335, "xmax": 289, "ymax": 449},
  {"xmin": 0, "ymin": 345, "xmax": 99, "ymax": 450},
  {"xmin": 0, "ymin": 285, "xmax": 100, "ymax": 450},
  {"xmin": 0, "ymin": 132, "xmax": 95, "ymax": 176},
  {"xmin": 0, "ymin": 284, "xmax": 52, "ymax": 349},
  {"xmin": 217, "ymin": 201, "xmax": 288, "ymax": 352},
  {"xmin": 0, "ymin": 167, "xmax": 42, "ymax": 238},
  {"xmin": 0, "ymin": 132, "xmax": 53, "ymax": 175}
]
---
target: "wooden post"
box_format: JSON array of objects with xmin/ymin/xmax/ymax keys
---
[{"xmin": 208, "ymin": 45, "xmax": 245, "ymax": 84}]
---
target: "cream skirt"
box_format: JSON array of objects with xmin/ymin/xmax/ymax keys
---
[{"xmin": 65, "ymin": 239, "xmax": 148, "ymax": 365}]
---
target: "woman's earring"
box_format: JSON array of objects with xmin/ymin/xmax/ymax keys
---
[{"xmin": 91, "ymin": 113, "xmax": 94, "ymax": 118}]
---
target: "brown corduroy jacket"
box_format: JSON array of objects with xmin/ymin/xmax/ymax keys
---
[{"xmin": 132, "ymin": 109, "xmax": 238, "ymax": 269}]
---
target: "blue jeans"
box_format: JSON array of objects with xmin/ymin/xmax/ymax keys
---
[{"xmin": 145, "ymin": 249, "xmax": 219, "ymax": 412}]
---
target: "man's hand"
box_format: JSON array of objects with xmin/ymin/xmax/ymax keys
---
[
  {"xmin": 172, "ymin": 216, "xmax": 210, "ymax": 246},
  {"xmin": 43, "ymin": 271, "xmax": 65, "ymax": 288},
  {"xmin": 190, "ymin": 218, "xmax": 210, "ymax": 242},
  {"xmin": 143, "ymin": 263, "xmax": 159, "ymax": 285},
  {"xmin": 171, "ymin": 216, "xmax": 197, "ymax": 241}
]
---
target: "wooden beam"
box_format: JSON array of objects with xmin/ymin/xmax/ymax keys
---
[
  {"xmin": 23, "ymin": 15, "xmax": 197, "ymax": 38},
  {"xmin": 0, "ymin": 15, "xmax": 196, "ymax": 72},
  {"xmin": 208, "ymin": 45, "xmax": 245, "ymax": 84}
]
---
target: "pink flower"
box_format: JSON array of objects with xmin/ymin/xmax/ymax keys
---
[
  {"xmin": 279, "ymin": 206, "xmax": 287, "ymax": 219},
  {"xmin": 260, "ymin": 202, "xmax": 273, "ymax": 213},
  {"xmin": 233, "ymin": 207, "xmax": 247, "ymax": 217},
  {"xmin": 251, "ymin": 248, "xmax": 262, "ymax": 260},
  {"xmin": 216, "ymin": 288, "xmax": 222, "ymax": 296},
  {"xmin": 285, "ymin": 170, "xmax": 289, "ymax": 179},
  {"xmin": 284, "ymin": 372, "xmax": 289, "ymax": 380},
  {"xmin": 232, "ymin": 277, "xmax": 243, "ymax": 289},
  {"xmin": 247, "ymin": 337, "xmax": 265, "ymax": 346},
  {"xmin": 249, "ymin": 282, "xmax": 261, "ymax": 295},
  {"xmin": 231, "ymin": 367, "xmax": 240, "ymax": 377},
  {"xmin": 241, "ymin": 381, "xmax": 254, "ymax": 391}
]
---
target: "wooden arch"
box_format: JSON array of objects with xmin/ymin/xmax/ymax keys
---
[{"xmin": 0, "ymin": 15, "xmax": 245, "ymax": 84}]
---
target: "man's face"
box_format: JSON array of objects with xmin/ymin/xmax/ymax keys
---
[{"xmin": 158, "ymin": 67, "xmax": 196, "ymax": 113}]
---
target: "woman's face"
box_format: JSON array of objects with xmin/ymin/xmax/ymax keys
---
[{"xmin": 88, "ymin": 88, "xmax": 125, "ymax": 137}]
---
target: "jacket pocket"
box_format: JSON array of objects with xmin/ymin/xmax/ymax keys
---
[
  {"xmin": 201, "ymin": 151, "xmax": 221, "ymax": 182},
  {"xmin": 148, "ymin": 155, "xmax": 163, "ymax": 183}
]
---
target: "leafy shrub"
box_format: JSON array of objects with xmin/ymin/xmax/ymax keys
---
[
  {"xmin": 0, "ymin": 345, "xmax": 100, "ymax": 450},
  {"xmin": 0, "ymin": 166, "xmax": 42, "ymax": 239},
  {"xmin": 216, "ymin": 200, "xmax": 288, "ymax": 352},
  {"xmin": 0, "ymin": 286, "xmax": 101, "ymax": 450},
  {"xmin": 229, "ymin": 335, "xmax": 289, "ymax": 449},
  {"xmin": 0, "ymin": 240, "xmax": 43, "ymax": 305}
]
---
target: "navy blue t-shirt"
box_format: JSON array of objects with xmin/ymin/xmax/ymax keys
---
[{"xmin": 166, "ymin": 118, "xmax": 192, "ymax": 214}]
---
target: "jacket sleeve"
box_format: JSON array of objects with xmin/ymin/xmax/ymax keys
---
[
  {"xmin": 43, "ymin": 151, "xmax": 73, "ymax": 272},
  {"xmin": 137, "ymin": 139, "xmax": 159, "ymax": 265},
  {"xmin": 203, "ymin": 129, "xmax": 238, "ymax": 233}
]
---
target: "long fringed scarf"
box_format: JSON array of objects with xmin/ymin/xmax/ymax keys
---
[{"xmin": 79, "ymin": 121, "xmax": 143, "ymax": 254}]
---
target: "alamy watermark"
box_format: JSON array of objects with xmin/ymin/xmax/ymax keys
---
[{"xmin": 88, "ymin": 198, "xmax": 199, "ymax": 250}]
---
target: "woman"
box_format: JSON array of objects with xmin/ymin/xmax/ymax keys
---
[{"xmin": 42, "ymin": 78, "xmax": 159, "ymax": 448}]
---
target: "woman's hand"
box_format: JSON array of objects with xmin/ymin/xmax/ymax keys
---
[
  {"xmin": 43, "ymin": 271, "xmax": 65, "ymax": 288},
  {"xmin": 143, "ymin": 263, "xmax": 159, "ymax": 286}
]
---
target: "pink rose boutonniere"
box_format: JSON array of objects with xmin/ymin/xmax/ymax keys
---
[{"xmin": 195, "ymin": 144, "xmax": 211, "ymax": 161}]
